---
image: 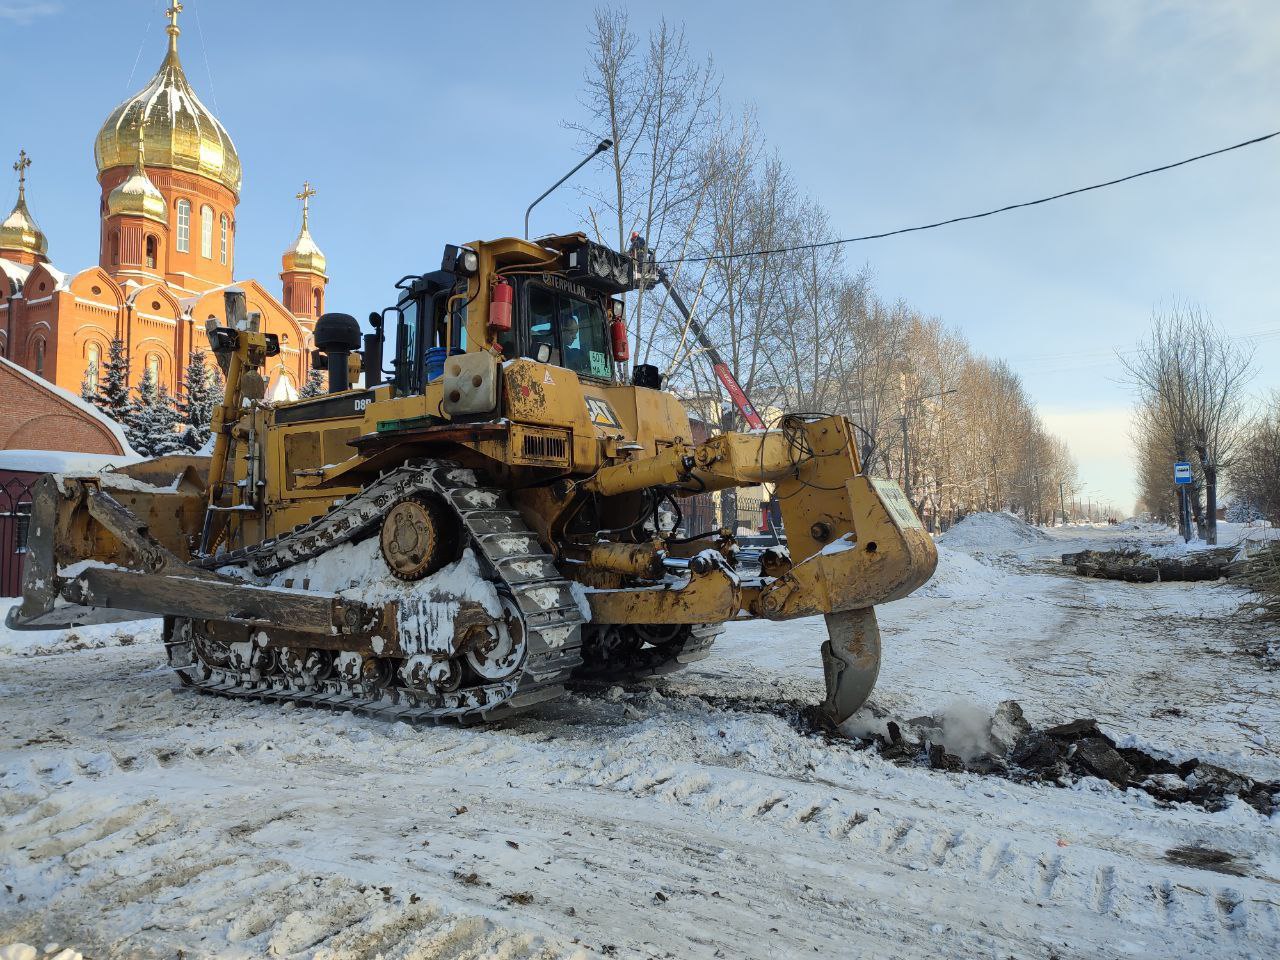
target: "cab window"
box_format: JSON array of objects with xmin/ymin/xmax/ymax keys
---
[{"xmin": 523, "ymin": 283, "xmax": 611, "ymax": 380}]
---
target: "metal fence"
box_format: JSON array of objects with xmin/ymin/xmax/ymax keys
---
[
  {"xmin": 1, "ymin": 475, "xmax": 34, "ymax": 598},
  {"xmin": 677, "ymin": 490, "xmax": 783, "ymax": 540}
]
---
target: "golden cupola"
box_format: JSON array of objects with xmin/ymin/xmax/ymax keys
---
[
  {"xmin": 106, "ymin": 138, "xmax": 168, "ymax": 224},
  {"xmin": 94, "ymin": 3, "xmax": 242, "ymax": 198},
  {"xmin": 0, "ymin": 150, "xmax": 48, "ymax": 262},
  {"xmin": 281, "ymin": 181, "xmax": 327, "ymax": 276}
]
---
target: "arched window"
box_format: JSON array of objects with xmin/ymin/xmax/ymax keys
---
[
  {"xmin": 200, "ymin": 205, "xmax": 214, "ymax": 259},
  {"xmin": 34, "ymin": 337, "xmax": 46, "ymax": 377},
  {"xmin": 145, "ymin": 235, "xmax": 158, "ymax": 269},
  {"xmin": 146, "ymin": 352, "xmax": 162, "ymax": 382},
  {"xmin": 86, "ymin": 342, "xmax": 102, "ymax": 385},
  {"xmin": 176, "ymin": 200, "xmax": 191, "ymax": 252},
  {"xmin": 312, "ymin": 288, "xmax": 322, "ymax": 318},
  {"xmin": 220, "ymin": 214, "xmax": 229, "ymax": 265},
  {"xmin": 110, "ymin": 231, "xmax": 120, "ymax": 265}
]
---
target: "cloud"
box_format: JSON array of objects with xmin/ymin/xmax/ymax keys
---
[{"xmin": 0, "ymin": 2, "xmax": 61, "ymax": 25}]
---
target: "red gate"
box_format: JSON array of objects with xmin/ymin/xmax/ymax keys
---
[{"xmin": 1, "ymin": 475, "xmax": 35, "ymax": 598}]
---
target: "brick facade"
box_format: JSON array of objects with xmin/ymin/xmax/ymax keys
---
[{"xmin": 0, "ymin": 356, "xmax": 128, "ymax": 455}]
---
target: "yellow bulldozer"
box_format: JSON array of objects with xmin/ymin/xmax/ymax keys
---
[{"xmin": 7, "ymin": 233, "xmax": 936, "ymax": 725}]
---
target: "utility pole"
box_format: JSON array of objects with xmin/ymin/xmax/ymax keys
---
[
  {"xmin": 1059, "ymin": 480, "xmax": 1066, "ymax": 527},
  {"xmin": 1033, "ymin": 473, "xmax": 1042, "ymax": 526}
]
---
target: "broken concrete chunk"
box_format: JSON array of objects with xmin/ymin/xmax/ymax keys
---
[
  {"xmin": 1071, "ymin": 738, "xmax": 1135, "ymax": 786},
  {"xmin": 927, "ymin": 743, "xmax": 964, "ymax": 772},
  {"xmin": 1044, "ymin": 718, "xmax": 1105, "ymax": 742},
  {"xmin": 1011, "ymin": 732, "xmax": 1065, "ymax": 770},
  {"xmin": 989, "ymin": 700, "xmax": 1032, "ymax": 753}
]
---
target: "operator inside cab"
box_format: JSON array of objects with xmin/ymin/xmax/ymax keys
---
[{"xmin": 524, "ymin": 282, "xmax": 611, "ymax": 379}]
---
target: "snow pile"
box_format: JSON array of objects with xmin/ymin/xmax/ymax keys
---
[
  {"xmin": 917, "ymin": 544, "xmax": 1009, "ymax": 599},
  {"xmin": 0, "ymin": 449, "xmax": 140, "ymax": 474},
  {"xmin": 0, "ymin": 946, "xmax": 83, "ymax": 960},
  {"xmin": 938, "ymin": 511, "xmax": 1049, "ymax": 554},
  {"xmin": 260, "ymin": 535, "xmax": 501, "ymax": 614},
  {"xmin": 0, "ymin": 600, "xmax": 160, "ymax": 656}
]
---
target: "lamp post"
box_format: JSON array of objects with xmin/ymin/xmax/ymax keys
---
[{"xmin": 524, "ymin": 139, "xmax": 613, "ymax": 240}]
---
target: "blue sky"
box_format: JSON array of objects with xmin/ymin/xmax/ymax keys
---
[{"xmin": 3, "ymin": 0, "xmax": 1277, "ymax": 511}]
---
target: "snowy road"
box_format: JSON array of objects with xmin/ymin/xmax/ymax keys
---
[{"xmin": 1, "ymin": 521, "xmax": 1277, "ymax": 959}]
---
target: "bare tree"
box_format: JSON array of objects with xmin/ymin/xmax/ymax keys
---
[
  {"xmin": 574, "ymin": 8, "xmax": 719, "ymax": 376},
  {"xmin": 1124, "ymin": 306, "xmax": 1255, "ymax": 543},
  {"xmin": 1230, "ymin": 393, "xmax": 1280, "ymax": 524}
]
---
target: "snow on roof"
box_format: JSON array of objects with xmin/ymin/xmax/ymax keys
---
[
  {"xmin": 0, "ymin": 259, "xmax": 33, "ymax": 289},
  {"xmin": 0, "ymin": 449, "xmax": 141, "ymax": 474},
  {"xmin": 46, "ymin": 264, "xmax": 71, "ymax": 291},
  {"xmin": 270, "ymin": 373, "xmax": 298, "ymax": 403},
  {"xmin": 0, "ymin": 355, "xmax": 135, "ymax": 455}
]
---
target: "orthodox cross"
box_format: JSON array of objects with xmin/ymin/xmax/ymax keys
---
[
  {"xmin": 297, "ymin": 181, "xmax": 317, "ymax": 230},
  {"xmin": 13, "ymin": 150, "xmax": 31, "ymax": 199}
]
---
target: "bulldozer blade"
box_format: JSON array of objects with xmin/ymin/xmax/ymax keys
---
[{"xmin": 819, "ymin": 607, "xmax": 881, "ymax": 727}]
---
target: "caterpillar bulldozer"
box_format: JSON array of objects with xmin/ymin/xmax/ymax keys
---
[{"xmin": 7, "ymin": 233, "xmax": 936, "ymax": 726}]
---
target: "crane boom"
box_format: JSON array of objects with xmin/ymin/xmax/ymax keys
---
[{"xmin": 630, "ymin": 234, "xmax": 766, "ymax": 431}]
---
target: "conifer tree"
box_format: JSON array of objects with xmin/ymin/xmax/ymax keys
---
[
  {"xmin": 179, "ymin": 349, "xmax": 220, "ymax": 451},
  {"xmin": 300, "ymin": 368, "xmax": 325, "ymax": 398},
  {"xmin": 128, "ymin": 366, "xmax": 185, "ymax": 457},
  {"xmin": 94, "ymin": 338, "xmax": 133, "ymax": 428},
  {"xmin": 80, "ymin": 361, "xmax": 98, "ymax": 403}
]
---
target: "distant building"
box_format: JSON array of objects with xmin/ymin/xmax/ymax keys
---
[{"xmin": 0, "ymin": 3, "xmax": 327, "ymax": 404}]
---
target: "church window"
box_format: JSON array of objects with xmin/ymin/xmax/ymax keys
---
[
  {"xmin": 220, "ymin": 215, "xmax": 229, "ymax": 265},
  {"xmin": 147, "ymin": 353, "xmax": 162, "ymax": 381},
  {"xmin": 86, "ymin": 343, "xmax": 101, "ymax": 385},
  {"xmin": 313, "ymin": 288, "xmax": 322, "ymax": 317},
  {"xmin": 110, "ymin": 231, "xmax": 120, "ymax": 265},
  {"xmin": 201, "ymin": 205, "xmax": 214, "ymax": 259},
  {"xmin": 176, "ymin": 200, "xmax": 191, "ymax": 252},
  {"xmin": 145, "ymin": 235, "xmax": 158, "ymax": 269},
  {"xmin": 34, "ymin": 338, "xmax": 46, "ymax": 377}
]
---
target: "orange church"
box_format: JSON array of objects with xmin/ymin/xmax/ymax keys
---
[{"xmin": 0, "ymin": 3, "xmax": 326, "ymax": 403}]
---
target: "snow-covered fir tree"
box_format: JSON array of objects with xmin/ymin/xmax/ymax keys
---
[
  {"xmin": 128, "ymin": 366, "xmax": 186, "ymax": 457},
  {"xmin": 178, "ymin": 349, "xmax": 221, "ymax": 451},
  {"xmin": 93, "ymin": 338, "xmax": 133, "ymax": 427},
  {"xmin": 300, "ymin": 368, "xmax": 325, "ymax": 398},
  {"xmin": 80, "ymin": 361, "xmax": 98, "ymax": 403}
]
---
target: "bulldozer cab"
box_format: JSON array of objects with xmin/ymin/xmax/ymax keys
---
[
  {"xmin": 383, "ymin": 237, "xmax": 629, "ymax": 399},
  {"xmin": 387, "ymin": 269, "xmax": 468, "ymax": 395},
  {"xmin": 499, "ymin": 277, "xmax": 614, "ymax": 381}
]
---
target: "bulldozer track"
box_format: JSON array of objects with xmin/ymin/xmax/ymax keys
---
[
  {"xmin": 575, "ymin": 621, "xmax": 724, "ymax": 686},
  {"xmin": 175, "ymin": 460, "xmax": 587, "ymax": 723}
]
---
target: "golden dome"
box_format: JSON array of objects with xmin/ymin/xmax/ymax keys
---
[
  {"xmin": 0, "ymin": 151, "xmax": 48, "ymax": 260},
  {"xmin": 94, "ymin": 8, "xmax": 241, "ymax": 198},
  {"xmin": 282, "ymin": 181, "xmax": 327, "ymax": 276},
  {"xmin": 106, "ymin": 139, "xmax": 169, "ymax": 224}
]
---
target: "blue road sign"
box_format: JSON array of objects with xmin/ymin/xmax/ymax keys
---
[{"xmin": 1174, "ymin": 461, "xmax": 1192, "ymax": 485}]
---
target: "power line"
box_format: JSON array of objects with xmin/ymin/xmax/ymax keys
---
[
  {"xmin": 124, "ymin": 0, "xmax": 158, "ymax": 91},
  {"xmin": 662, "ymin": 128, "xmax": 1280, "ymax": 265}
]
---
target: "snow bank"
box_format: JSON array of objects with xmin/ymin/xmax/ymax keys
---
[
  {"xmin": 0, "ymin": 449, "xmax": 140, "ymax": 474},
  {"xmin": 938, "ymin": 511, "xmax": 1049, "ymax": 554},
  {"xmin": 0, "ymin": 946, "xmax": 83, "ymax": 960},
  {"xmin": 0, "ymin": 600, "xmax": 159, "ymax": 657},
  {"xmin": 917, "ymin": 545, "xmax": 1010, "ymax": 599}
]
